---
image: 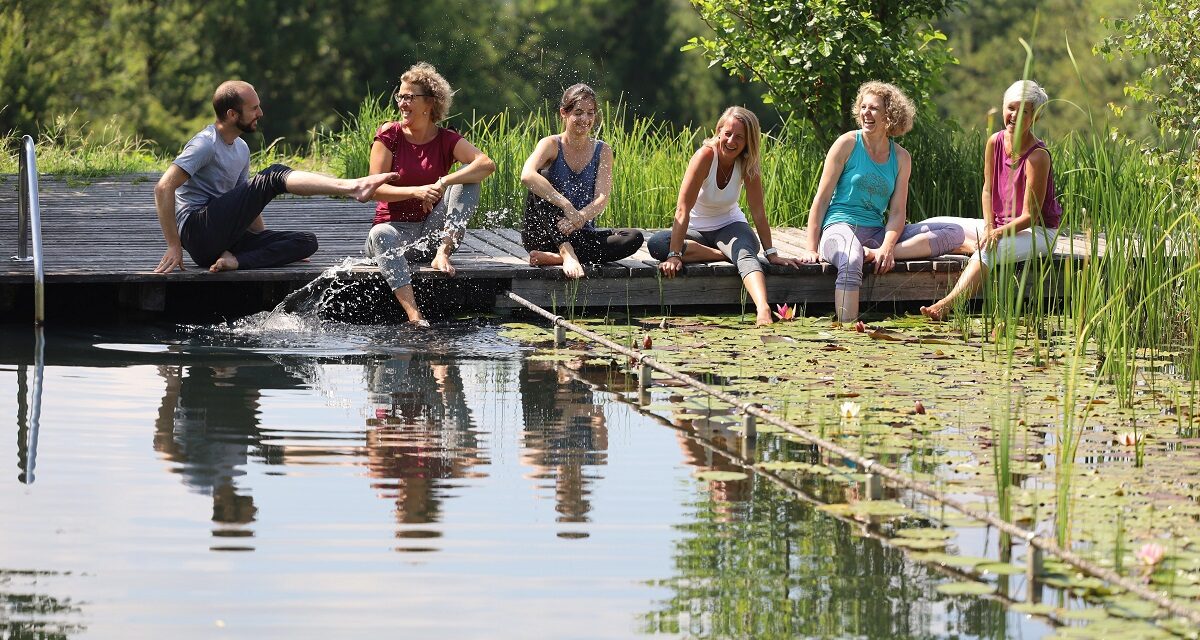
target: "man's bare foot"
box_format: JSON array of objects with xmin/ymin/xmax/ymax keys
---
[
  {"xmin": 863, "ymin": 247, "xmax": 878, "ymax": 263},
  {"xmin": 351, "ymin": 172, "xmax": 399, "ymax": 202},
  {"xmin": 406, "ymin": 318, "xmax": 431, "ymax": 328},
  {"xmin": 209, "ymin": 252, "xmax": 239, "ymax": 272},
  {"xmin": 528, "ymin": 250, "xmax": 563, "ymax": 266},
  {"xmin": 755, "ymin": 308, "xmax": 774, "ymax": 326},
  {"xmin": 920, "ymin": 303, "xmax": 947, "ymax": 321},
  {"xmin": 561, "ymin": 255, "xmax": 585, "ymax": 279},
  {"xmin": 431, "ymin": 252, "xmax": 456, "ymax": 277}
]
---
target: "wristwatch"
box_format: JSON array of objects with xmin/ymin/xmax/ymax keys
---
[
  {"xmin": 763, "ymin": 247, "xmax": 779, "ymax": 257},
  {"xmin": 666, "ymin": 251, "xmax": 683, "ymax": 259}
]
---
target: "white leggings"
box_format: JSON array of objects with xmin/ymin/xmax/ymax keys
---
[{"xmin": 922, "ymin": 217, "xmax": 1058, "ymax": 269}]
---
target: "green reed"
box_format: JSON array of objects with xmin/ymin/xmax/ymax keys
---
[{"xmin": 0, "ymin": 113, "xmax": 165, "ymax": 176}]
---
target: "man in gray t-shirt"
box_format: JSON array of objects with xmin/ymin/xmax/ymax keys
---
[{"xmin": 153, "ymin": 80, "xmax": 396, "ymax": 273}]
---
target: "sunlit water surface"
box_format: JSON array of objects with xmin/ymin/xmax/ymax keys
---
[{"xmin": 0, "ymin": 320, "xmax": 1054, "ymax": 638}]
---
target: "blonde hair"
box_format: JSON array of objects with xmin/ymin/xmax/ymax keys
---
[
  {"xmin": 853, "ymin": 81, "xmax": 916, "ymax": 137},
  {"xmin": 398, "ymin": 62, "xmax": 453, "ymax": 122},
  {"xmin": 1003, "ymin": 80, "xmax": 1049, "ymax": 111},
  {"xmin": 708, "ymin": 106, "xmax": 762, "ymax": 179}
]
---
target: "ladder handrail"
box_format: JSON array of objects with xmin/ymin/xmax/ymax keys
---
[{"xmin": 14, "ymin": 135, "xmax": 45, "ymax": 325}]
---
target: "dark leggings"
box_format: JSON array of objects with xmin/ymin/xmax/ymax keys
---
[
  {"xmin": 520, "ymin": 192, "xmax": 644, "ymax": 263},
  {"xmin": 181, "ymin": 164, "xmax": 318, "ymax": 269},
  {"xmin": 647, "ymin": 221, "xmax": 763, "ymax": 279}
]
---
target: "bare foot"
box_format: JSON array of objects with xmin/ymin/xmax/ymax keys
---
[
  {"xmin": 863, "ymin": 247, "xmax": 878, "ymax": 263},
  {"xmin": 953, "ymin": 240, "xmax": 978, "ymax": 256},
  {"xmin": 920, "ymin": 304, "xmax": 947, "ymax": 321},
  {"xmin": 352, "ymin": 172, "xmax": 399, "ymax": 202},
  {"xmin": 209, "ymin": 251, "xmax": 239, "ymax": 272},
  {"xmin": 561, "ymin": 255, "xmax": 585, "ymax": 279},
  {"xmin": 406, "ymin": 319, "xmax": 431, "ymax": 329},
  {"xmin": 431, "ymin": 252, "xmax": 456, "ymax": 277},
  {"xmin": 755, "ymin": 308, "xmax": 774, "ymax": 326},
  {"xmin": 528, "ymin": 250, "xmax": 563, "ymax": 266}
]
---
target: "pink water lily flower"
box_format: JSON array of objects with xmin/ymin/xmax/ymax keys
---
[
  {"xmin": 773, "ymin": 303, "xmax": 796, "ymax": 321},
  {"xmin": 1135, "ymin": 542, "xmax": 1165, "ymax": 566}
]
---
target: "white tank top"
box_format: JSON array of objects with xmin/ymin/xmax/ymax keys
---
[{"xmin": 689, "ymin": 148, "xmax": 746, "ymax": 231}]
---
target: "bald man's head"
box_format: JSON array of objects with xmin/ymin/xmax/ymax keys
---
[{"xmin": 212, "ymin": 81, "xmax": 261, "ymax": 133}]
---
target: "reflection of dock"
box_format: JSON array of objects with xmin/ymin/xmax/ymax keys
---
[{"xmin": 1, "ymin": 175, "xmax": 1095, "ymax": 320}]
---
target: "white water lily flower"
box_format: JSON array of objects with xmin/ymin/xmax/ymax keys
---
[{"xmin": 840, "ymin": 401, "xmax": 861, "ymax": 420}]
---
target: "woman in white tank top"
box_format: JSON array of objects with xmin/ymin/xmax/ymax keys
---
[{"xmin": 648, "ymin": 107, "xmax": 802, "ymax": 325}]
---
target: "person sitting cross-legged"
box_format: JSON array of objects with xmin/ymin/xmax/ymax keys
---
[{"xmin": 154, "ymin": 80, "xmax": 396, "ymax": 274}]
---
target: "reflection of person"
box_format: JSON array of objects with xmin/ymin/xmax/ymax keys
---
[
  {"xmin": 799, "ymin": 82, "xmax": 965, "ymax": 321},
  {"xmin": 153, "ymin": 363, "xmax": 304, "ymax": 527},
  {"xmin": 648, "ymin": 107, "xmax": 802, "ymax": 325},
  {"xmin": 363, "ymin": 355, "xmax": 480, "ymax": 525},
  {"xmin": 674, "ymin": 417, "xmax": 752, "ymax": 515},
  {"xmin": 366, "ymin": 63, "xmax": 496, "ymax": 325},
  {"xmin": 520, "ymin": 83, "xmax": 644, "ymax": 279},
  {"xmin": 518, "ymin": 360, "xmax": 608, "ymax": 523},
  {"xmin": 154, "ymin": 80, "xmax": 396, "ymax": 273},
  {"xmin": 921, "ymin": 81, "xmax": 1062, "ymax": 321}
]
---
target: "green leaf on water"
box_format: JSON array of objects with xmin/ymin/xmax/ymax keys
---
[
  {"xmin": 910, "ymin": 552, "xmax": 992, "ymax": 568},
  {"xmin": 1010, "ymin": 602, "xmax": 1057, "ymax": 615},
  {"xmin": 888, "ymin": 537, "xmax": 947, "ymax": 550},
  {"xmin": 936, "ymin": 581, "xmax": 995, "ymax": 596},
  {"xmin": 976, "ymin": 562, "xmax": 1025, "ymax": 576},
  {"xmin": 895, "ymin": 527, "xmax": 956, "ymax": 540},
  {"xmin": 1055, "ymin": 607, "xmax": 1110, "ymax": 621},
  {"xmin": 694, "ymin": 470, "xmax": 748, "ymax": 482}
]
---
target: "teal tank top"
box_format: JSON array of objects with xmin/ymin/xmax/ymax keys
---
[{"xmin": 822, "ymin": 132, "xmax": 898, "ymax": 229}]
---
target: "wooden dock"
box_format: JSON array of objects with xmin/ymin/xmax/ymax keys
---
[{"xmin": 1, "ymin": 175, "xmax": 1091, "ymax": 322}]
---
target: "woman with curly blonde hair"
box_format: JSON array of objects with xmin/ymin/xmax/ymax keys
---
[
  {"xmin": 797, "ymin": 81, "xmax": 964, "ymax": 322},
  {"xmin": 366, "ymin": 62, "xmax": 496, "ymax": 325}
]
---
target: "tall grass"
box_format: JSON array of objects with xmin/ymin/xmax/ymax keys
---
[
  {"xmin": 0, "ymin": 113, "xmax": 165, "ymax": 176},
  {"xmin": 316, "ymin": 95, "xmax": 985, "ymax": 230}
]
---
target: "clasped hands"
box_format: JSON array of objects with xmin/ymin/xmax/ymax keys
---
[{"xmin": 556, "ymin": 207, "xmax": 588, "ymax": 235}]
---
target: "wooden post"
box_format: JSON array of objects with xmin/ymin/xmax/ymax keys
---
[
  {"xmin": 1026, "ymin": 545, "xmax": 1044, "ymax": 603},
  {"xmin": 741, "ymin": 412, "xmax": 757, "ymax": 459},
  {"xmin": 864, "ymin": 473, "xmax": 882, "ymax": 500},
  {"xmin": 553, "ymin": 323, "xmax": 566, "ymax": 347}
]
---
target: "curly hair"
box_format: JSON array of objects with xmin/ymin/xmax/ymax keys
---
[
  {"xmin": 398, "ymin": 62, "xmax": 454, "ymax": 123},
  {"xmin": 853, "ymin": 81, "xmax": 916, "ymax": 137}
]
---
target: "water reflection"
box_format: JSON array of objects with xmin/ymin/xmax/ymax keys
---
[
  {"xmin": 519, "ymin": 360, "xmax": 609, "ymax": 531},
  {"xmin": 364, "ymin": 355, "xmax": 482, "ymax": 540},
  {"xmin": 13, "ymin": 328, "xmax": 43, "ymax": 485},
  {"xmin": 153, "ymin": 362, "xmax": 304, "ymax": 544}
]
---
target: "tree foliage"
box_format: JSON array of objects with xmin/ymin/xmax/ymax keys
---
[
  {"xmin": 684, "ymin": 0, "xmax": 960, "ymax": 141},
  {"xmin": 1096, "ymin": 0, "xmax": 1200, "ymax": 140},
  {"xmin": 0, "ymin": 0, "xmax": 770, "ymax": 152}
]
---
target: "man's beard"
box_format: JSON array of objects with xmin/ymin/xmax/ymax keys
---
[{"xmin": 235, "ymin": 115, "xmax": 258, "ymax": 134}]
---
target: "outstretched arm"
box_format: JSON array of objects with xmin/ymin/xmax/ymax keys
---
[
  {"xmin": 153, "ymin": 164, "xmax": 191, "ymax": 273},
  {"xmin": 659, "ymin": 145, "xmax": 712, "ymax": 278},
  {"xmin": 802, "ymin": 133, "xmax": 855, "ymax": 262},
  {"xmin": 873, "ymin": 145, "xmax": 912, "ymax": 275},
  {"xmin": 744, "ymin": 172, "xmax": 801, "ymax": 268}
]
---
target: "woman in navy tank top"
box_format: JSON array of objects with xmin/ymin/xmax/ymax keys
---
[{"xmin": 520, "ymin": 84, "xmax": 644, "ymax": 278}]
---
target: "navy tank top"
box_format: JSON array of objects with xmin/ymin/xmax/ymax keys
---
[{"xmin": 546, "ymin": 137, "xmax": 604, "ymax": 229}]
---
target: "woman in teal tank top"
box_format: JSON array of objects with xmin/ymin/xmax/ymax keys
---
[{"xmin": 797, "ymin": 82, "xmax": 965, "ymax": 322}]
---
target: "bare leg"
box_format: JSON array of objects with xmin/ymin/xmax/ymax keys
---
[
  {"xmin": 922, "ymin": 259, "xmax": 986, "ymax": 321},
  {"xmin": 743, "ymin": 271, "xmax": 773, "ymax": 325},
  {"xmin": 528, "ymin": 250, "xmax": 564, "ymax": 266},
  {"xmin": 209, "ymin": 251, "xmax": 239, "ymax": 273},
  {"xmin": 559, "ymin": 242, "xmax": 585, "ymax": 279},
  {"xmin": 834, "ymin": 288, "xmax": 860, "ymax": 322},
  {"xmin": 284, "ymin": 170, "xmax": 397, "ymax": 202},
  {"xmin": 392, "ymin": 284, "xmax": 424, "ymax": 323},
  {"xmin": 681, "ymin": 240, "xmax": 726, "ymax": 263}
]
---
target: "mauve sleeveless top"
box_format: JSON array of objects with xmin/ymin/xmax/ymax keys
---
[{"xmin": 992, "ymin": 131, "xmax": 1062, "ymax": 228}]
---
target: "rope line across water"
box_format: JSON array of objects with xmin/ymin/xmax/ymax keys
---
[{"xmin": 504, "ymin": 291, "xmax": 1200, "ymax": 627}]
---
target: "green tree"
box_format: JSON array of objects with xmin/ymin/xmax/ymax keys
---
[
  {"xmin": 684, "ymin": 0, "xmax": 960, "ymax": 142},
  {"xmin": 1096, "ymin": 0, "xmax": 1200, "ymax": 144}
]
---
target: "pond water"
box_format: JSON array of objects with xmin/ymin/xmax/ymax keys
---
[{"xmin": 0, "ymin": 321, "xmax": 1058, "ymax": 638}]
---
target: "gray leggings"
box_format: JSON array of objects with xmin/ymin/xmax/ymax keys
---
[
  {"xmin": 819, "ymin": 221, "xmax": 965, "ymax": 291},
  {"xmin": 365, "ymin": 183, "xmax": 480, "ymax": 290},
  {"xmin": 647, "ymin": 221, "xmax": 763, "ymax": 279}
]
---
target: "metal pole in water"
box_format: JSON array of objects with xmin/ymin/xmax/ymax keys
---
[
  {"xmin": 21, "ymin": 327, "xmax": 45, "ymax": 484},
  {"xmin": 553, "ymin": 322, "xmax": 566, "ymax": 348}
]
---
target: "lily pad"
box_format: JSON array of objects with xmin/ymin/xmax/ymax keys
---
[
  {"xmin": 895, "ymin": 527, "xmax": 957, "ymax": 541},
  {"xmin": 694, "ymin": 470, "xmax": 748, "ymax": 482},
  {"xmin": 1009, "ymin": 602, "xmax": 1057, "ymax": 615},
  {"xmin": 936, "ymin": 581, "xmax": 995, "ymax": 596},
  {"xmin": 910, "ymin": 552, "xmax": 992, "ymax": 569},
  {"xmin": 888, "ymin": 537, "xmax": 948, "ymax": 550},
  {"xmin": 976, "ymin": 562, "xmax": 1026, "ymax": 576}
]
